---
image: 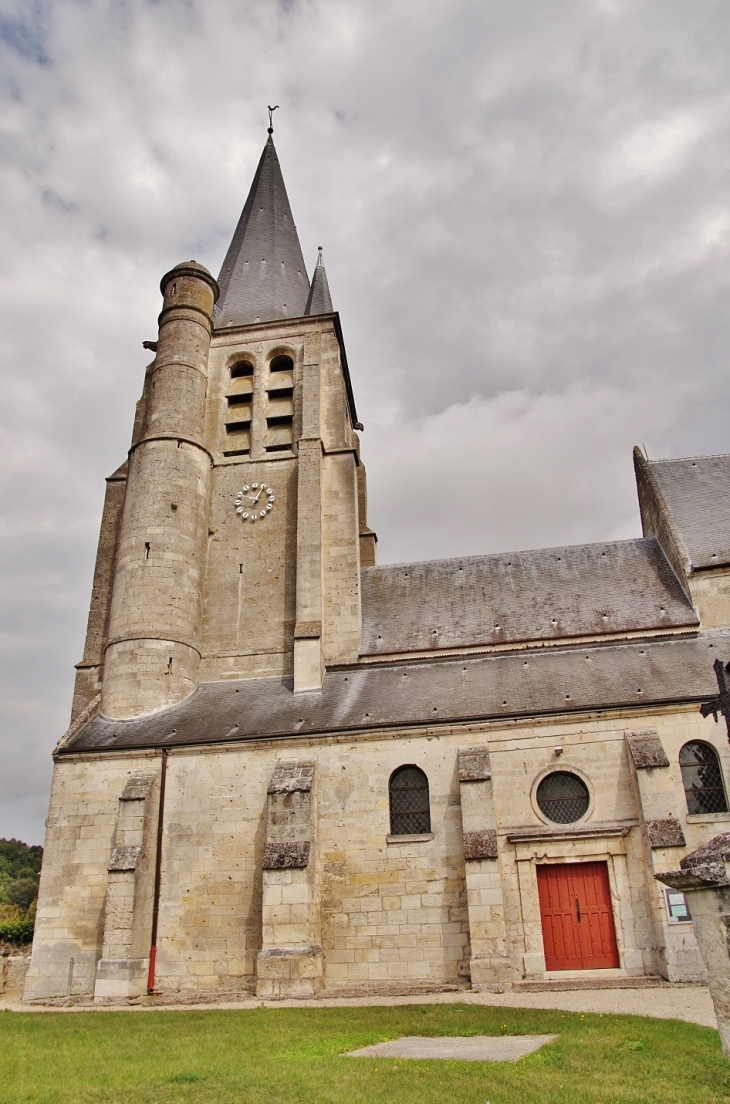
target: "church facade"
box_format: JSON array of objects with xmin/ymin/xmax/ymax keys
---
[{"xmin": 23, "ymin": 131, "xmax": 730, "ymax": 1002}]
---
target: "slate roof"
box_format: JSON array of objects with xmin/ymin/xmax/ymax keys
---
[
  {"xmin": 647, "ymin": 454, "xmax": 730, "ymax": 570},
  {"xmin": 215, "ymin": 137, "xmax": 311, "ymax": 328},
  {"xmin": 359, "ymin": 538, "xmax": 697, "ymax": 656},
  {"xmin": 63, "ymin": 631, "xmax": 728, "ymax": 754},
  {"xmin": 305, "ymin": 251, "xmax": 334, "ymax": 316}
]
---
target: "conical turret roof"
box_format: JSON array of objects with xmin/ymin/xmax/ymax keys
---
[
  {"xmin": 215, "ymin": 136, "xmax": 311, "ymax": 328},
  {"xmin": 305, "ymin": 247, "xmax": 334, "ymax": 316}
]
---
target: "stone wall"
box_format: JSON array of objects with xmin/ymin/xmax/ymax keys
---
[
  {"xmin": 24, "ymin": 755, "xmax": 159, "ymax": 1001},
  {"xmin": 688, "ymin": 568, "xmax": 730, "ymax": 632},
  {"xmin": 27, "ymin": 701, "xmax": 730, "ymax": 1001},
  {"xmin": 71, "ymin": 464, "xmax": 127, "ymax": 722},
  {"xmin": 200, "ymin": 458, "xmax": 299, "ymax": 681},
  {"xmin": 1, "ymin": 949, "xmax": 31, "ymax": 994}
]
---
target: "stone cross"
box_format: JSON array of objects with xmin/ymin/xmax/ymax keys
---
[{"xmin": 700, "ymin": 658, "xmax": 730, "ymax": 744}]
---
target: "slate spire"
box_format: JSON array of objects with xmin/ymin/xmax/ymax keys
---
[
  {"xmin": 215, "ymin": 135, "xmax": 311, "ymax": 328},
  {"xmin": 305, "ymin": 247, "xmax": 334, "ymax": 316}
]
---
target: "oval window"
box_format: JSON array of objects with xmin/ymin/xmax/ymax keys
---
[{"xmin": 536, "ymin": 771, "xmax": 590, "ymax": 824}]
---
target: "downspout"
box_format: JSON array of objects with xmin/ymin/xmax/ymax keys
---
[{"xmin": 147, "ymin": 747, "xmax": 168, "ymax": 993}]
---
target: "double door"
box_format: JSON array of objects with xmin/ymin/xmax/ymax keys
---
[{"xmin": 536, "ymin": 861, "xmax": 620, "ymax": 971}]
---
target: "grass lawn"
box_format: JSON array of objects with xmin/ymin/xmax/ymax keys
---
[{"xmin": 1, "ymin": 1002, "xmax": 728, "ymax": 1104}]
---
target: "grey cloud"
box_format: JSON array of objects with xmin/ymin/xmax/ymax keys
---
[{"xmin": 2, "ymin": 0, "xmax": 730, "ymax": 840}]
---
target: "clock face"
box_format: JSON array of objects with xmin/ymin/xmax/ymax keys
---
[{"xmin": 235, "ymin": 482, "xmax": 275, "ymax": 523}]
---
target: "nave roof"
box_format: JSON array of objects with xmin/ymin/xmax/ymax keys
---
[
  {"xmin": 64, "ymin": 630, "xmax": 726, "ymax": 754},
  {"xmin": 360, "ymin": 537, "xmax": 697, "ymax": 657}
]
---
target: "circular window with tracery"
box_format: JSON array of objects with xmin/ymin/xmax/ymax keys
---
[{"xmin": 536, "ymin": 771, "xmax": 590, "ymax": 824}]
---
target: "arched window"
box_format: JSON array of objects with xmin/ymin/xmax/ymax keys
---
[
  {"xmin": 270, "ymin": 354, "xmax": 294, "ymax": 374},
  {"xmin": 266, "ymin": 354, "xmax": 294, "ymax": 452},
  {"xmin": 224, "ymin": 361, "xmax": 255, "ymax": 456},
  {"xmin": 231, "ymin": 360, "xmax": 254, "ymax": 378},
  {"xmin": 680, "ymin": 742, "xmax": 728, "ymax": 815},
  {"xmin": 389, "ymin": 766, "xmax": 431, "ymax": 836},
  {"xmin": 536, "ymin": 772, "xmax": 590, "ymax": 824}
]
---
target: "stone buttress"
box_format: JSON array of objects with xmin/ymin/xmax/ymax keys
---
[
  {"xmin": 457, "ymin": 746, "xmax": 510, "ymax": 987},
  {"xmin": 257, "ymin": 760, "xmax": 323, "ymax": 997},
  {"xmin": 94, "ymin": 773, "xmax": 159, "ymax": 1001}
]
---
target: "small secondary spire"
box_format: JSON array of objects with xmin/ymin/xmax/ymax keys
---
[{"xmin": 305, "ymin": 247, "xmax": 333, "ymax": 316}]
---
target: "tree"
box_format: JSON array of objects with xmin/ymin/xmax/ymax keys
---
[{"xmin": 6, "ymin": 877, "xmax": 39, "ymax": 912}]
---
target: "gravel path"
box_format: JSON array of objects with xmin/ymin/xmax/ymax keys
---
[
  {"xmin": 0, "ymin": 984, "xmax": 717, "ymax": 1028},
  {"xmin": 462, "ymin": 986, "xmax": 717, "ymax": 1027}
]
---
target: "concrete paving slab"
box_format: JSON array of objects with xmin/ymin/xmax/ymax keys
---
[{"xmin": 346, "ymin": 1034, "xmax": 558, "ymax": 1062}]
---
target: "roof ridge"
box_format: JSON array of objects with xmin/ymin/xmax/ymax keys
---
[
  {"xmin": 647, "ymin": 452, "xmax": 730, "ymax": 465},
  {"xmin": 364, "ymin": 537, "xmax": 658, "ymax": 573}
]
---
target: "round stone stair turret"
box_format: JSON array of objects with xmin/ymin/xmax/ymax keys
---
[{"xmin": 101, "ymin": 262, "xmax": 219, "ymax": 718}]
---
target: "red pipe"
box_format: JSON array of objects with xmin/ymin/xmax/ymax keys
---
[
  {"xmin": 147, "ymin": 945, "xmax": 157, "ymax": 992},
  {"xmin": 147, "ymin": 748, "xmax": 168, "ymax": 993}
]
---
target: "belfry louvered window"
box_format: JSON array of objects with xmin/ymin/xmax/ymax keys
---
[
  {"xmin": 265, "ymin": 354, "xmax": 294, "ymax": 452},
  {"xmin": 680, "ymin": 741, "xmax": 728, "ymax": 815},
  {"xmin": 389, "ymin": 766, "xmax": 431, "ymax": 835},
  {"xmin": 224, "ymin": 359, "xmax": 254, "ymax": 456}
]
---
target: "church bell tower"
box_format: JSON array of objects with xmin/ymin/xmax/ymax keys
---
[{"xmin": 73, "ymin": 127, "xmax": 376, "ymax": 723}]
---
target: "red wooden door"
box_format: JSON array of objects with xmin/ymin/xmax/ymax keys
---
[{"xmin": 537, "ymin": 862, "xmax": 619, "ymax": 971}]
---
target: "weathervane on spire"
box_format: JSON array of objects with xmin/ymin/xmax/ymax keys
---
[{"xmin": 267, "ymin": 105, "xmax": 279, "ymax": 134}]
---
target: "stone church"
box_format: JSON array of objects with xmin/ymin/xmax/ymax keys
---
[{"xmin": 23, "ymin": 128, "xmax": 730, "ymax": 1002}]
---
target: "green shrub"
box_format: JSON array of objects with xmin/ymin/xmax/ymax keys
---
[
  {"xmin": 6, "ymin": 875, "xmax": 39, "ymax": 911},
  {"xmin": 0, "ymin": 915, "xmax": 35, "ymax": 945},
  {"xmin": 0, "ymin": 838, "xmax": 42, "ymax": 879},
  {"xmin": 0, "ymin": 838, "xmax": 43, "ymax": 920},
  {"xmin": 0, "ymin": 902, "xmax": 23, "ymax": 922}
]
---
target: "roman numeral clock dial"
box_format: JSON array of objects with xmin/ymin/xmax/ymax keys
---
[{"xmin": 235, "ymin": 483, "xmax": 275, "ymax": 523}]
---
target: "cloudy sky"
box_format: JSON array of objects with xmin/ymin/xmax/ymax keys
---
[{"xmin": 1, "ymin": 0, "xmax": 730, "ymax": 843}]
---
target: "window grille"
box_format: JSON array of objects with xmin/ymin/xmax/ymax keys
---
[
  {"xmin": 679, "ymin": 741, "xmax": 728, "ymax": 815},
  {"xmin": 389, "ymin": 766, "xmax": 431, "ymax": 835},
  {"xmin": 535, "ymin": 771, "xmax": 590, "ymax": 824}
]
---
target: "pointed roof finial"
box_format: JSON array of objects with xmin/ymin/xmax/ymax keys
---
[
  {"xmin": 267, "ymin": 104, "xmax": 279, "ymax": 135},
  {"xmin": 305, "ymin": 247, "xmax": 334, "ymax": 316}
]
